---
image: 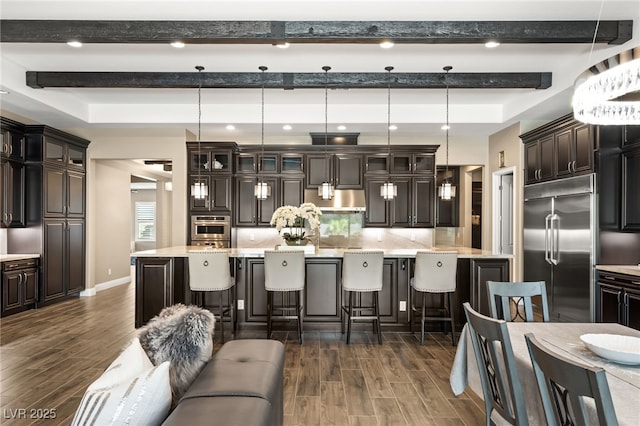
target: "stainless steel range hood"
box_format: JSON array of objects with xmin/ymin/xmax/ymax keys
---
[{"xmin": 304, "ymin": 189, "xmax": 366, "ymax": 212}]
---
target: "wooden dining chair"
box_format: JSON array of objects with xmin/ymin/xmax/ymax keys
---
[
  {"xmin": 486, "ymin": 280, "xmax": 549, "ymax": 322},
  {"xmin": 463, "ymin": 302, "xmax": 529, "ymax": 426},
  {"xmin": 524, "ymin": 333, "xmax": 618, "ymax": 426}
]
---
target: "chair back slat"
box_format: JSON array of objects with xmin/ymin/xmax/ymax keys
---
[
  {"xmin": 264, "ymin": 250, "xmax": 306, "ymax": 292},
  {"xmin": 524, "ymin": 333, "xmax": 618, "ymax": 426},
  {"xmin": 463, "ymin": 303, "xmax": 529, "ymax": 426},
  {"xmin": 188, "ymin": 251, "xmax": 233, "ymax": 291},
  {"xmin": 487, "ymin": 281, "xmax": 549, "ymax": 322}
]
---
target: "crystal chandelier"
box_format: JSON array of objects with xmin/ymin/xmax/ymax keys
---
[
  {"xmin": 319, "ymin": 65, "xmax": 334, "ymax": 200},
  {"xmin": 380, "ymin": 66, "xmax": 397, "ymax": 201},
  {"xmin": 439, "ymin": 65, "xmax": 456, "ymax": 201},
  {"xmin": 573, "ymin": 47, "xmax": 640, "ymax": 125},
  {"xmin": 254, "ymin": 65, "xmax": 272, "ymax": 200},
  {"xmin": 191, "ymin": 65, "xmax": 208, "ymax": 200}
]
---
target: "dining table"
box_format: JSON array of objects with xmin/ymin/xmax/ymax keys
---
[{"xmin": 450, "ymin": 322, "xmax": 640, "ymax": 425}]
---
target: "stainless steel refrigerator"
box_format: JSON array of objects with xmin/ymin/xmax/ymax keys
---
[{"xmin": 523, "ymin": 174, "xmax": 596, "ymax": 322}]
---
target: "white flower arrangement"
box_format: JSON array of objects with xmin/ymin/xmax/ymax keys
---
[{"xmin": 270, "ymin": 202, "xmax": 322, "ymax": 242}]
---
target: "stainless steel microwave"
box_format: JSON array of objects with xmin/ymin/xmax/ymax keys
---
[{"xmin": 190, "ymin": 215, "xmax": 230, "ymax": 244}]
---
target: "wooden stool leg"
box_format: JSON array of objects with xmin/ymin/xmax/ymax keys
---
[
  {"xmin": 346, "ymin": 292, "xmax": 354, "ymax": 344},
  {"xmin": 420, "ymin": 293, "xmax": 426, "ymax": 345},
  {"xmin": 267, "ymin": 291, "xmax": 272, "ymax": 340},
  {"xmin": 219, "ymin": 291, "xmax": 225, "ymax": 343},
  {"xmin": 374, "ymin": 291, "xmax": 382, "ymax": 345},
  {"xmin": 448, "ymin": 292, "xmax": 456, "ymax": 346}
]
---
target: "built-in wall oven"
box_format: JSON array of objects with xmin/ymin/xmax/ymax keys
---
[{"xmin": 190, "ymin": 215, "xmax": 231, "ymax": 247}]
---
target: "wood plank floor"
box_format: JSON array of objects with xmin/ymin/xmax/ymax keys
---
[{"xmin": 0, "ymin": 281, "xmax": 487, "ymax": 425}]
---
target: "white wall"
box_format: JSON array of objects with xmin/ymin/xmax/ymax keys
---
[
  {"xmin": 95, "ymin": 162, "xmax": 131, "ymax": 285},
  {"xmin": 73, "ymin": 127, "xmax": 188, "ymax": 290},
  {"xmin": 488, "ymin": 123, "xmax": 524, "ymax": 281}
]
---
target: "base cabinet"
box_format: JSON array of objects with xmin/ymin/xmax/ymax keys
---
[
  {"xmin": 597, "ymin": 271, "xmax": 640, "ymax": 331},
  {"xmin": 135, "ymin": 257, "xmax": 186, "ymax": 327},
  {"xmin": 1, "ymin": 258, "xmax": 38, "ymax": 317}
]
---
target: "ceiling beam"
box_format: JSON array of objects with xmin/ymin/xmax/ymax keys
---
[
  {"xmin": 2, "ymin": 20, "xmax": 632, "ymax": 44},
  {"xmin": 26, "ymin": 71, "xmax": 552, "ymax": 90}
]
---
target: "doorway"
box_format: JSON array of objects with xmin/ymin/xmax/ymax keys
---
[{"xmin": 492, "ymin": 167, "xmax": 515, "ymax": 255}]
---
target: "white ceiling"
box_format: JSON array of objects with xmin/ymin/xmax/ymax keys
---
[{"xmin": 1, "ymin": 0, "xmax": 639, "ymax": 145}]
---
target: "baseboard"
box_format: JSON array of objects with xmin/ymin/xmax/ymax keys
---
[{"xmin": 79, "ymin": 276, "xmax": 131, "ymax": 297}]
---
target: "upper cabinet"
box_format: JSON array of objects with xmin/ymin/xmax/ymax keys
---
[
  {"xmin": 306, "ymin": 153, "xmax": 363, "ymax": 189},
  {"xmin": 390, "ymin": 153, "xmax": 435, "ymax": 175},
  {"xmin": 187, "ymin": 142, "xmax": 236, "ymax": 215},
  {"xmin": 1, "ymin": 118, "xmax": 26, "ymax": 228},
  {"xmin": 436, "ymin": 166, "xmax": 460, "ymax": 227},
  {"xmin": 597, "ymin": 125, "xmax": 640, "ymax": 232},
  {"xmin": 521, "ymin": 114, "xmax": 595, "ymax": 185}
]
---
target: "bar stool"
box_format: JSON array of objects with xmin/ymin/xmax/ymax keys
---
[
  {"xmin": 264, "ymin": 250, "xmax": 306, "ymax": 343},
  {"xmin": 340, "ymin": 250, "xmax": 384, "ymax": 344},
  {"xmin": 187, "ymin": 250, "xmax": 235, "ymax": 343},
  {"xmin": 410, "ymin": 251, "xmax": 458, "ymax": 345}
]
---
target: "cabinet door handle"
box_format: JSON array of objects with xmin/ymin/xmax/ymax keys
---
[
  {"xmin": 632, "ymin": 281, "xmax": 640, "ymax": 285},
  {"xmin": 617, "ymin": 292, "xmax": 623, "ymax": 323},
  {"xmin": 8, "ymin": 213, "xmax": 12, "ymax": 224},
  {"xmin": 604, "ymin": 275, "xmax": 615, "ymax": 281},
  {"xmin": 572, "ymin": 160, "xmax": 577, "ymax": 172}
]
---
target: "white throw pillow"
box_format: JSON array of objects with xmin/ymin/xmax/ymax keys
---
[
  {"xmin": 71, "ymin": 339, "xmax": 172, "ymax": 426},
  {"xmin": 89, "ymin": 338, "xmax": 154, "ymax": 390}
]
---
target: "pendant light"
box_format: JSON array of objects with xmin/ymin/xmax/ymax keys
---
[
  {"xmin": 318, "ymin": 65, "xmax": 334, "ymax": 200},
  {"xmin": 439, "ymin": 65, "xmax": 456, "ymax": 201},
  {"xmin": 191, "ymin": 65, "xmax": 208, "ymax": 200},
  {"xmin": 381, "ymin": 66, "xmax": 397, "ymax": 201},
  {"xmin": 254, "ymin": 65, "xmax": 271, "ymax": 200}
]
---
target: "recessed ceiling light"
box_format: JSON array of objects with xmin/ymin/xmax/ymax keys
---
[
  {"xmin": 282, "ymin": 124, "xmax": 292, "ymax": 131},
  {"xmin": 389, "ymin": 125, "xmax": 398, "ymax": 131},
  {"xmin": 170, "ymin": 41, "xmax": 185, "ymax": 48},
  {"xmin": 337, "ymin": 125, "xmax": 347, "ymax": 131},
  {"xmin": 485, "ymin": 41, "xmax": 500, "ymax": 48},
  {"xmin": 380, "ymin": 40, "xmax": 395, "ymax": 49},
  {"xmin": 441, "ymin": 124, "xmax": 451, "ymax": 130},
  {"xmin": 67, "ymin": 40, "xmax": 83, "ymax": 48},
  {"xmin": 226, "ymin": 124, "xmax": 236, "ymax": 130},
  {"xmin": 273, "ymin": 42, "xmax": 290, "ymax": 49}
]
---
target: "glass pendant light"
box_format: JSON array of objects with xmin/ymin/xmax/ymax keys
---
[
  {"xmin": 254, "ymin": 65, "xmax": 271, "ymax": 200},
  {"xmin": 381, "ymin": 66, "xmax": 397, "ymax": 201},
  {"xmin": 439, "ymin": 65, "xmax": 456, "ymax": 201},
  {"xmin": 318, "ymin": 65, "xmax": 334, "ymax": 200},
  {"xmin": 191, "ymin": 65, "xmax": 208, "ymax": 200}
]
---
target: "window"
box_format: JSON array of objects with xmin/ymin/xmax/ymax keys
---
[{"xmin": 135, "ymin": 201, "xmax": 156, "ymax": 241}]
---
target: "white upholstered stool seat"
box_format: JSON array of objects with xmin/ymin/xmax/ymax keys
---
[
  {"xmin": 188, "ymin": 250, "xmax": 236, "ymax": 343},
  {"xmin": 264, "ymin": 250, "xmax": 306, "ymax": 343},
  {"xmin": 409, "ymin": 251, "xmax": 458, "ymax": 345},
  {"xmin": 340, "ymin": 250, "xmax": 384, "ymax": 345}
]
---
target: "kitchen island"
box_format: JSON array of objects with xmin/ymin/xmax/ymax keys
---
[{"xmin": 132, "ymin": 247, "xmax": 512, "ymax": 330}]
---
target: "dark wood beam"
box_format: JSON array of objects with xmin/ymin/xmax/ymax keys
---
[
  {"xmin": 26, "ymin": 71, "xmax": 552, "ymax": 90},
  {"xmin": 2, "ymin": 20, "xmax": 632, "ymax": 44}
]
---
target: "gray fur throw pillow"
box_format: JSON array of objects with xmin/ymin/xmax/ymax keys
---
[{"xmin": 138, "ymin": 304, "xmax": 215, "ymax": 404}]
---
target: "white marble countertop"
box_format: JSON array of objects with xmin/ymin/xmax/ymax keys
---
[
  {"xmin": 0, "ymin": 254, "xmax": 40, "ymax": 263},
  {"xmin": 131, "ymin": 246, "xmax": 513, "ymax": 259},
  {"xmin": 596, "ymin": 265, "xmax": 640, "ymax": 278}
]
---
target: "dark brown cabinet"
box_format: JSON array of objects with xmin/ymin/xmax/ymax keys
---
[
  {"xmin": 621, "ymin": 147, "xmax": 640, "ymax": 231},
  {"xmin": 436, "ymin": 167, "xmax": 460, "ymax": 227},
  {"xmin": 187, "ymin": 143, "xmax": 235, "ymax": 215},
  {"xmin": 135, "ymin": 257, "xmax": 187, "ymax": 327},
  {"xmin": 597, "ymin": 125, "xmax": 640, "ymax": 233},
  {"xmin": 390, "ymin": 153, "xmax": 435, "ymax": 174},
  {"xmin": 306, "ymin": 153, "xmax": 363, "ymax": 189},
  {"xmin": 1, "ymin": 258, "xmax": 38, "ymax": 317},
  {"xmin": 42, "ymin": 219, "xmax": 85, "ymax": 302},
  {"xmin": 470, "ymin": 258, "xmax": 510, "ymax": 316},
  {"xmin": 1, "ymin": 118, "xmax": 26, "ymax": 228},
  {"xmin": 364, "ymin": 176, "xmax": 435, "ymax": 228},
  {"xmin": 522, "ymin": 114, "xmax": 594, "ymax": 185},
  {"xmin": 15, "ymin": 125, "xmax": 90, "ymax": 306},
  {"xmin": 234, "ymin": 176, "xmax": 279, "ymax": 227},
  {"xmin": 597, "ymin": 272, "xmax": 640, "ymax": 331},
  {"xmin": 525, "ymin": 135, "xmax": 555, "ymax": 184},
  {"xmin": 189, "ymin": 174, "xmax": 232, "ymax": 212}
]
